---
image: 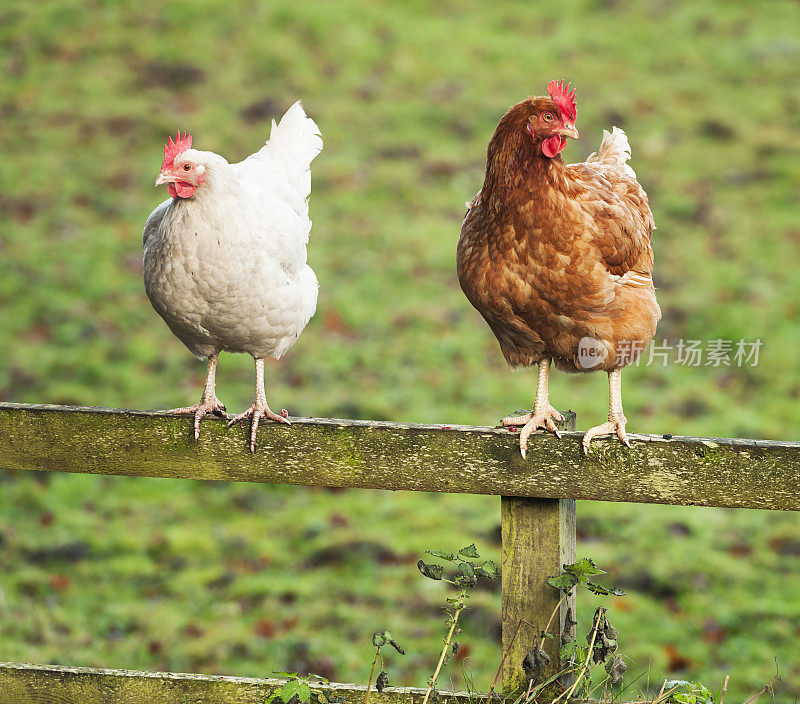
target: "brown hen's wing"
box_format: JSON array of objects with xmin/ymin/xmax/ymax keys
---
[{"xmin": 571, "ymin": 128, "xmax": 655, "ymax": 280}]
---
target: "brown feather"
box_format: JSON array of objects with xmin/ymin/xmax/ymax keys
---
[{"xmin": 457, "ymin": 97, "xmax": 660, "ymax": 373}]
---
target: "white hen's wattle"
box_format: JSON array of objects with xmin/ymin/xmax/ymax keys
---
[{"xmin": 142, "ymin": 102, "xmax": 322, "ymax": 450}]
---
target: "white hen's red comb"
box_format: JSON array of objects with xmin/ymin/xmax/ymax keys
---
[
  {"xmin": 161, "ymin": 131, "xmax": 193, "ymax": 171},
  {"xmin": 547, "ymin": 80, "xmax": 577, "ymax": 122}
]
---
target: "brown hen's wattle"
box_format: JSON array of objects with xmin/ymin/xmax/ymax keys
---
[{"xmin": 457, "ymin": 88, "xmax": 660, "ymax": 455}]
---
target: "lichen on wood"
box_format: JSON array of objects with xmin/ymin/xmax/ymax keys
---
[
  {"xmin": 1, "ymin": 403, "xmax": 798, "ymax": 511},
  {"xmin": 0, "ymin": 662, "xmax": 473, "ymax": 704}
]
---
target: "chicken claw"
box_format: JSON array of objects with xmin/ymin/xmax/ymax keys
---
[
  {"xmin": 582, "ymin": 370, "xmax": 631, "ymax": 455},
  {"xmin": 502, "ymin": 359, "xmax": 564, "ymax": 458},
  {"xmin": 167, "ymin": 396, "xmax": 228, "ymax": 441},
  {"xmin": 227, "ymin": 396, "xmax": 290, "ymax": 453},
  {"xmin": 503, "ymin": 406, "xmax": 564, "ymax": 459},
  {"xmin": 167, "ymin": 354, "xmax": 227, "ymax": 441},
  {"xmin": 581, "ymin": 417, "xmax": 630, "ymax": 455}
]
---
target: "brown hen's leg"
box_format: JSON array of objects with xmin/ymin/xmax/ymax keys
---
[
  {"xmin": 227, "ymin": 358, "xmax": 290, "ymax": 453},
  {"xmin": 167, "ymin": 353, "xmax": 227, "ymax": 441},
  {"xmin": 582, "ymin": 369, "xmax": 630, "ymax": 455},
  {"xmin": 502, "ymin": 358, "xmax": 564, "ymax": 459}
]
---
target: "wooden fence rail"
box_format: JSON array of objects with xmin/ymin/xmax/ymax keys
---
[{"xmin": 1, "ymin": 402, "xmax": 799, "ymax": 702}]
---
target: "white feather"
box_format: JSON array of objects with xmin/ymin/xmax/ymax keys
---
[
  {"xmin": 589, "ymin": 126, "xmax": 636, "ymax": 179},
  {"xmin": 142, "ymin": 102, "xmax": 322, "ymax": 362}
]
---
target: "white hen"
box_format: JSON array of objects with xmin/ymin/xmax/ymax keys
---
[{"xmin": 143, "ymin": 101, "xmax": 322, "ymax": 451}]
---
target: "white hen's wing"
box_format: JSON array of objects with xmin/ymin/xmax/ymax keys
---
[{"xmin": 232, "ymin": 101, "xmax": 323, "ymax": 230}]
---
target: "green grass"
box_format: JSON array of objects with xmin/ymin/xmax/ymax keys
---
[{"xmin": 1, "ymin": 0, "xmax": 800, "ymax": 700}]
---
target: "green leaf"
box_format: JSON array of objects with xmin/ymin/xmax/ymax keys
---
[
  {"xmin": 559, "ymin": 641, "xmax": 579, "ymax": 660},
  {"xmin": 279, "ymin": 680, "xmax": 301, "ymax": 704},
  {"xmin": 297, "ymin": 682, "xmax": 312, "ymax": 703},
  {"xmin": 475, "ymin": 560, "xmax": 500, "ymax": 579},
  {"xmin": 664, "ymin": 681, "xmax": 714, "ymax": 704},
  {"xmin": 584, "ymin": 580, "xmax": 626, "ymax": 596},
  {"xmin": 272, "ymin": 672, "xmax": 301, "ymax": 679},
  {"xmin": 426, "ymin": 550, "xmax": 457, "ymax": 561},
  {"xmin": 454, "ymin": 573, "xmax": 477, "ymax": 588},
  {"xmin": 372, "ymin": 632, "xmax": 387, "ymax": 647},
  {"xmin": 547, "ymin": 573, "xmax": 579, "ymax": 591},
  {"xmin": 388, "ymin": 638, "xmax": 406, "ymax": 655},
  {"xmin": 417, "ymin": 560, "xmax": 445, "ymax": 580},
  {"xmin": 564, "ymin": 557, "xmax": 606, "ymax": 581},
  {"xmin": 458, "ymin": 543, "xmax": 480, "ymax": 559},
  {"xmin": 459, "ymin": 562, "xmax": 475, "ymax": 579}
]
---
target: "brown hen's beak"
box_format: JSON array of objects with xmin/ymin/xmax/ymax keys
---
[
  {"xmin": 560, "ymin": 124, "xmax": 579, "ymax": 140},
  {"xmin": 155, "ymin": 173, "xmax": 174, "ymax": 186}
]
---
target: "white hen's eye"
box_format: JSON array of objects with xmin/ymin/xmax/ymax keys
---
[{"xmin": 183, "ymin": 163, "xmax": 191, "ymax": 171}]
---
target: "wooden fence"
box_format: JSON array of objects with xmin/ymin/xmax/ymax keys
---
[{"xmin": 0, "ymin": 402, "xmax": 798, "ymax": 703}]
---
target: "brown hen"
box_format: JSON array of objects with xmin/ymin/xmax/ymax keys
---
[{"xmin": 457, "ymin": 81, "xmax": 660, "ymax": 456}]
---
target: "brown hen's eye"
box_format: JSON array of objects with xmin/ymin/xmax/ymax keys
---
[
  {"xmin": 543, "ymin": 113, "xmax": 555, "ymax": 122},
  {"xmin": 183, "ymin": 163, "xmax": 191, "ymax": 171}
]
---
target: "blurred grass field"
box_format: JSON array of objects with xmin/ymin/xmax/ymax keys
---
[{"xmin": 1, "ymin": 0, "xmax": 800, "ymax": 700}]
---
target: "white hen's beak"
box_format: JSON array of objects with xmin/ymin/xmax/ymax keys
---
[{"xmin": 155, "ymin": 172, "xmax": 175, "ymax": 186}]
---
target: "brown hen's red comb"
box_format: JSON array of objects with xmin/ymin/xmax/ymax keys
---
[
  {"xmin": 547, "ymin": 80, "xmax": 577, "ymax": 122},
  {"xmin": 161, "ymin": 131, "xmax": 192, "ymax": 171}
]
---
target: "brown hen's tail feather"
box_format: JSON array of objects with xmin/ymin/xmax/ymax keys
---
[{"xmin": 586, "ymin": 126, "xmax": 636, "ymax": 179}]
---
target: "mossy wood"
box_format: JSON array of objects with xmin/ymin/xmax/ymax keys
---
[
  {"xmin": 500, "ymin": 413, "xmax": 577, "ymax": 697},
  {"xmin": 2, "ymin": 403, "xmax": 799, "ymax": 510},
  {"xmin": 0, "ymin": 662, "xmax": 473, "ymax": 704},
  {"xmin": 501, "ymin": 497, "xmax": 576, "ymax": 696}
]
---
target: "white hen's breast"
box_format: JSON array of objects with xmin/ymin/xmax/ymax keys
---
[{"xmin": 143, "ymin": 179, "xmax": 318, "ymax": 360}]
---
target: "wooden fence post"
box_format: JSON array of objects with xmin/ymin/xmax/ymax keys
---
[{"xmin": 501, "ymin": 414, "xmax": 577, "ymax": 697}]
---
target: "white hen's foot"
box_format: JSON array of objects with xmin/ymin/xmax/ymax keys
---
[
  {"xmin": 503, "ymin": 406, "xmax": 564, "ymax": 459},
  {"xmin": 582, "ymin": 417, "xmax": 630, "ymax": 454},
  {"xmin": 167, "ymin": 395, "xmax": 228, "ymax": 442},
  {"xmin": 227, "ymin": 395, "xmax": 289, "ymax": 453}
]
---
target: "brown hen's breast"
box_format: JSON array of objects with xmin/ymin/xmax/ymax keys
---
[{"xmin": 457, "ymin": 182, "xmax": 659, "ymax": 373}]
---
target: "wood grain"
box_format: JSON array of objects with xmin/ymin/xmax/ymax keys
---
[
  {"xmin": 0, "ymin": 662, "xmax": 472, "ymax": 704},
  {"xmin": 501, "ymin": 497, "xmax": 576, "ymax": 696},
  {"xmin": 1, "ymin": 403, "xmax": 798, "ymax": 510}
]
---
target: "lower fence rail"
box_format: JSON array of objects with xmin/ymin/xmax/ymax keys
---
[{"xmin": 0, "ymin": 662, "xmax": 474, "ymax": 704}]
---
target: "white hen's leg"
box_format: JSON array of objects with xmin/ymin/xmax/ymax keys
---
[
  {"xmin": 501, "ymin": 358, "xmax": 564, "ymax": 459},
  {"xmin": 167, "ymin": 353, "xmax": 227, "ymax": 441},
  {"xmin": 582, "ymin": 369, "xmax": 630, "ymax": 454},
  {"xmin": 227, "ymin": 358, "xmax": 290, "ymax": 453}
]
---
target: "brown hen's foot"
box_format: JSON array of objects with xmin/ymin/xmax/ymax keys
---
[
  {"xmin": 582, "ymin": 369, "xmax": 631, "ymax": 455},
  {"xmin": 501, "ymin": 405, "xmax": 564, "ymax": 428},
  {"xmin": 504, "ymin": 358, "xmax": 564, "ymax": 459},
  {"xmin": 582, "ymin": 417, "xmax": 630, "ymax": 455},
  {"xmin": 504, "ymin": 406, "xmax": 564, "ymax": 459},
  {"xmin": 167, "ymin": 395, "xmax": 228, "ymax": 442}
]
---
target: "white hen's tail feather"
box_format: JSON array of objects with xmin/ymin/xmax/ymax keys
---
[
  {"xmin": 586, "ymin": 126, "xmax": 636, "ymax": 179},
  {"xmin": 266, "ymin": 101, "xmax": 323, "ymax": 202},
  {"xmin": 233, "ymin": 100, "xmax": 323, "ymax": 225}
]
